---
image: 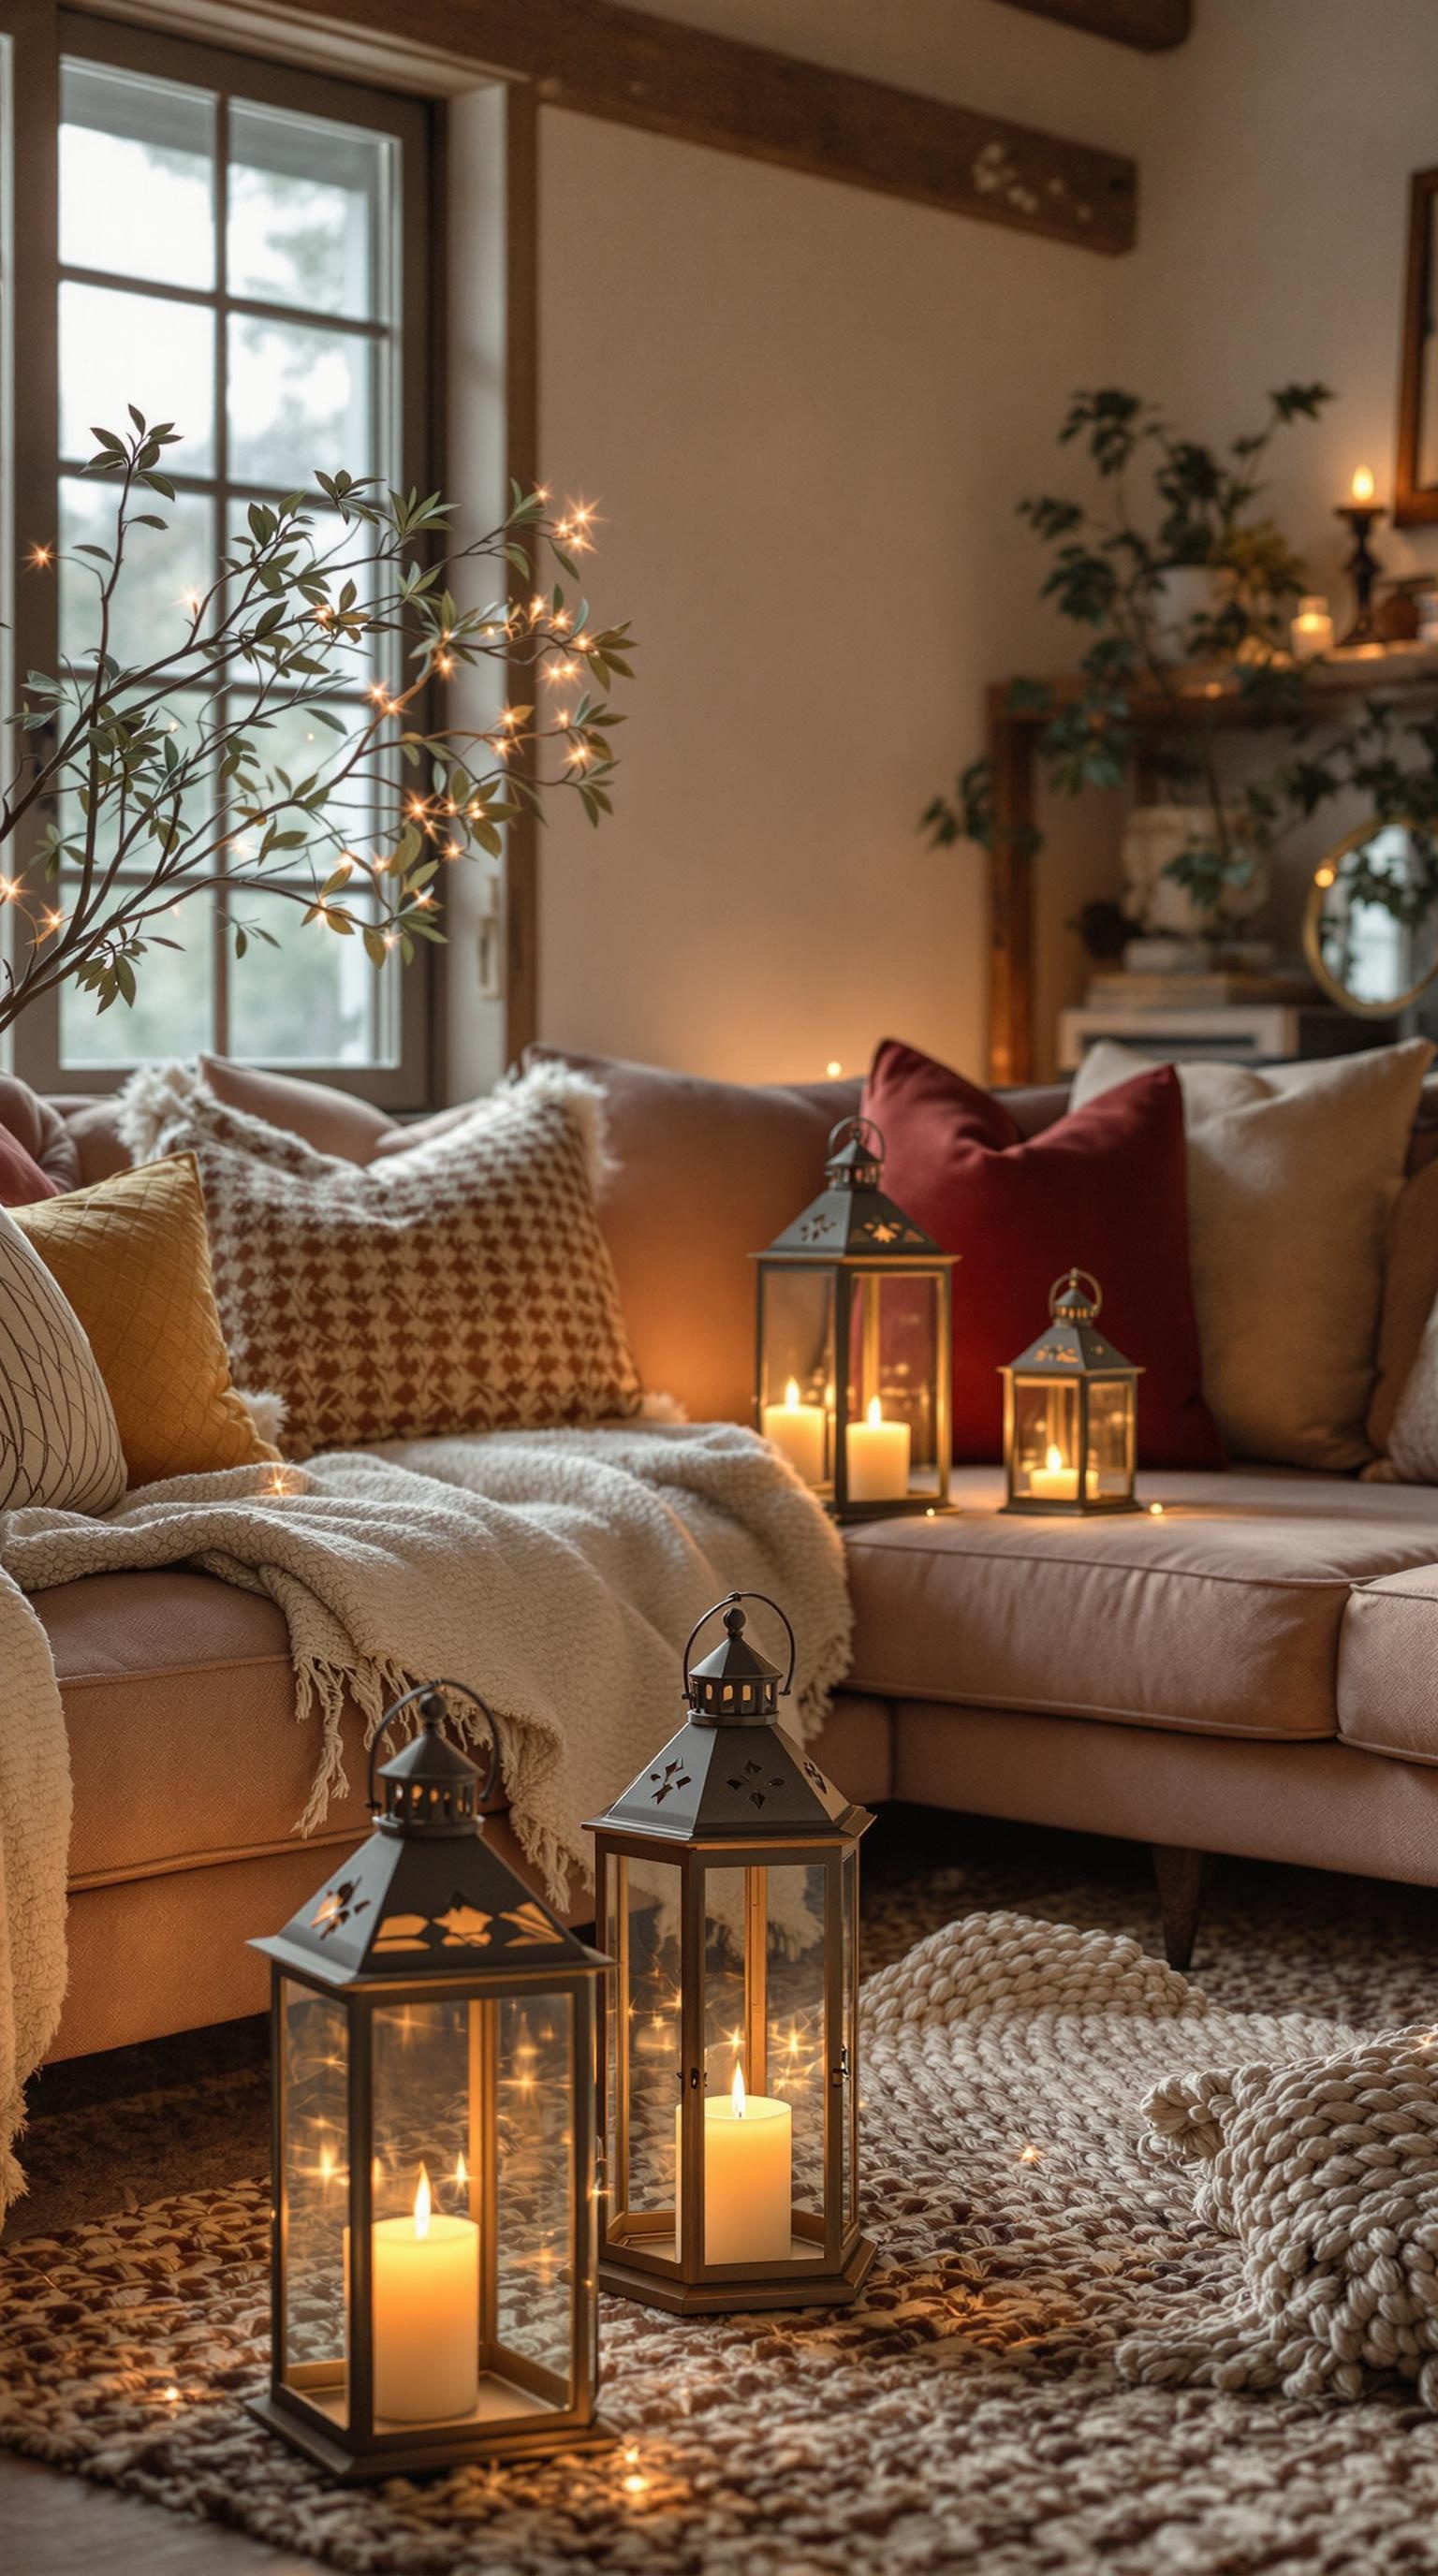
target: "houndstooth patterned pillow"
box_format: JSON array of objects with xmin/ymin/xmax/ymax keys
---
[{"xmin": 117, "ymin": 1062, "xmax": 641, "ymax": 1460}]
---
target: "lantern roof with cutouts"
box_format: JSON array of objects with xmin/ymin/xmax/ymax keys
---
[
  {"xmin": 1005, "ymin": 1267, "xmax": 1144, "ymax": 1381},
  {"xmin": 254, "ymin": 1684, "xmax": 594, "ymax": 1985},
  {"xmin": 758, "ymin": 1117, "xmax": 953, "ymax": 1266},
  {"xmin": 590, "ymin": 1597, "xmax": 873, "ymax": 1844}
]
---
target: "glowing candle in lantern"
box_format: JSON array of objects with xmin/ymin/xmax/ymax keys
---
[
  {"xmin": 1029, "ymin": 1442, "xmax": 1079, "ymax": 1502},
  {"xmin": 678, "ymin": 2065, "xmax": 792, "ymax": 2264},
  {"xmin": 1351, "ymin": 465, "xmax": 1376, "ymax": 505},
  {"xmin": 762, "ymin": 1377, "xmax": 826, "ymax": 1486},
  {"xmin": 371, "ymin": 2163, "xmax": 480, "ymax": 2422},
  {"xmin": 844, "ymin": 1396, "xmax": 911, "ymax": 1502}
]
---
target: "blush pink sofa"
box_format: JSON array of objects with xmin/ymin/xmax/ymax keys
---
[{"xmin": 12, "ymin": 1049, "xmax": 1438, "ymax": 2062}]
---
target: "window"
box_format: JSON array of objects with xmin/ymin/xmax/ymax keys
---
[{"xmin": 11, "ymin": 15, "xmax": 433, "ymax": 1103}]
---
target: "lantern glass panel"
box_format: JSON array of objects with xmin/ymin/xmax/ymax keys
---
[
  {"xmin": 843, "ymin": 1850, "xmax": 858, "ymax": 2232},
  {"xmin": 279, "ymin": 1978, "xmax": 349, "ymax": 2426},
  {"xmin": 757, "ymin": 1266, "xmax": 835, "ymax": 1487},
  {"xmin": 615, "ymin": 1852, "xmax": 682, "ymax": 2233},
  {"xmin": 495, "ymin": 1992, "xmax": 574, "ymax": 2394},
  {"xmin": 702, "ymin": 1866, "xmax": 748, "ymax": 2100},
  {"xmin": 844, "ymin": 1271, "xmax": 942, "ymax": 1499},
  {"xmin": 763, "ymin": 1862, "xmax": 829, "ymax": 2230},
  {"xmin": 1011, "ymin": 1378, "xmax": 1081, "ymax": 1502},
  {"xmin": 1087, "ymin": 1379, "xmax": 1136, "ymax": 1500}
]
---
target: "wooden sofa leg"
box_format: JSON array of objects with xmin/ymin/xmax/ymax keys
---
[{"xmin": 1151, "ymin": 1844, "xmax": 1211, "ymax": 1971}]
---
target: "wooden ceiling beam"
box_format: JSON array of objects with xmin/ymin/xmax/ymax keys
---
[
  {"xmin": 996, "ymin": 0, "xmax": 1192, "ymax": 51},
  {"xmin": 98, "ymin": 0, "xmax": 1138, "ymax": 254}
]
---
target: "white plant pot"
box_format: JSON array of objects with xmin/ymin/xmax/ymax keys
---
[
  {"xmin": 1121, "ymin": 805, "xmax": 1268, "ymax": 940},
  {"xmin": 1150, "ymin": 564, "xmax": 1217, "ymax": 666}
]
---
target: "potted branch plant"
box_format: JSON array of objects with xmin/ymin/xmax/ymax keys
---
[{"xmin": 3, "ymin": 409, "xmax": 634, "ymax": 1040}]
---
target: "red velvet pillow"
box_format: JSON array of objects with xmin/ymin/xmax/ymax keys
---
[
  {"xmin": 0, "ymin": 1124, "xmax": 58, "ymax": 1207},
  {"xmin": 862, "ymin": 1038, "xmax": 1224, "ymax": 1468}
]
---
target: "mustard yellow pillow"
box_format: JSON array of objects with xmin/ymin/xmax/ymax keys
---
[{"xmin": 13, "ymin": 1152, "xmax": 278, "ymax": 1486}]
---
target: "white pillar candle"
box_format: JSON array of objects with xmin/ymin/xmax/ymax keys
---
[
  {"xmin": 844, "ymin": 1397, "xmax": 911, "ymax": 1502},
  {"xmin": 762, "ymin": 1378, "xmax": 827, "ymax": 1486},
  {"xmin": 1290, "ymin": 594, "xmax": 1334, "ymax": 661},
  {"xmin": 370, "ymin": 2165, "xmax": 479, "ymax": 2422},
  {"xmin": 677, "ymin": 2068, "xmax": 792, "ymax": 2264},
  {"xmin": 1028, "ymin": 1442, "xmax": 1078, "ymax": 1501}
]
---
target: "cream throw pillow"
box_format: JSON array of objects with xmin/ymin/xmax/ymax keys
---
[
  {"xmin": 0, "ymin": 1207, "xmax": 125, "ymax": 1512},
  {"xmin": 1070, "ymin": 1039, "xmax": 1433, "ymax": 1469}
]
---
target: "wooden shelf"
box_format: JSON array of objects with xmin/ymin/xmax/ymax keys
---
[{"xmin": 984, "ymin": 647, "xmax": 1438, "ymax": 1083}]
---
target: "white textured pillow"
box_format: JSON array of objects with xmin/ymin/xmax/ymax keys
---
[
  {"xmin": 0, "ymin": 1208, "xmax": 125, "ymax": 1512},
  {"xmin": 1070, "ymin": 1039, "xmax": 1433, "ymax": 1469}
]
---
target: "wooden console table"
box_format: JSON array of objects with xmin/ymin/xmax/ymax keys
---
[{"xmin": 984, "ymin": 648, "xmax": 1438, "ymax": 1085}]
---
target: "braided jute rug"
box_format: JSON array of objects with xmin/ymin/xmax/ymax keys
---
[{"xmin": 7, "ymin": 1905, "xmax": 1438, "ymax": 2576}]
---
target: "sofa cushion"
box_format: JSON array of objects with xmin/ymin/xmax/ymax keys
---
[
  {"xmin": 0, "ymin": 1074, "xmax": 81, "ymax": 1191},
  {"xmin": 863, "ymin": 1039, "xmax": 1222, "ymax": 1469},
  {"xmin": 844, "ymin": 1467, "xmax": 1438, "ymax": 1741},
  {"xmin": 1339, "ymin": 1565, "xmax": 1438, "ymax": 1764},
  {"xmin": 1073, "ymin": 1036, "xmax": 1434, "ymax": 1471}
]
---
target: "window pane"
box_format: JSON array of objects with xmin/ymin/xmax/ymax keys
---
[
  {"xmin": 61, "ymin": 886, "xmax": 214, "ymax": 1066},
  {"xmin": 227, "ymin": 104, "xmax": 389, "ymax": 320},
  {"xmin": 59, "ymin": 689, "xmax": 218, "ymax": 878},
  {"xmin": 227, "ymin": 315, "xmax": 375, "ymax": 486},
  {"xmin": 61, "ymin": 62, "xmax": 215, "ymax": 291},
  {"xmin": 61, "ymin": 281, "xmax": 215, "ymax": 471},
  {"xmin": 227, "ymin": 886, "xmax": 386, "ymax": 1066},
  {"xmin": 60, "ymin": 476, "xmax": 215, "ymax": 673}
]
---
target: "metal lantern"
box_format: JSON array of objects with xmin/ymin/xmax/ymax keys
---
[
  {"xmin": 1001, "ymin": 1268, "xmax": 1143, "ymax": 1516},
  {"xmin": 250, "ymin": 1681, "xmax": 612, "ymax": 2481},
  {"xmin": 588, "ymin": 1591, "xmax": 875, "ymax": 2316},
  {"xmin": 755, "ymin": 1116, "xmax": 956, "ymax": 1520}
]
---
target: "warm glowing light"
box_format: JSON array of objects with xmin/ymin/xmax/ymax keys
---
[
  {"xmin": 731, "ymin": 2065, "xmax": 746, "ymax": 2119},
  {"xmin": 1351, "ymin": 465, "xmax": 1376, "ymax": 505},
  {"xmin": 27, "ymin": 543, "xmax": 52, "ymax": 569},
  {"xmin": 784, "ymin": 1377, "xmax": 801, "ymax": 1410},
  {"xmin": 1149, "ymin": 1502, "xmax": 1166, "ymax": 1518},
  {"xmin": 318, "ymin": 2142, "xmax": 337, "ymax": 2187},
  {"xmin": 163, "ymin": 2384, "xmax": 181, "ymax": 2404},
  {"xmin": 867, "ymin": 1397, "xmax": 885, "ymax": 1430},
  {"xmin": 413, "ymin": 2163, "xmax": 432, "ymax": 2239},
  {"xmin": 455, "ymin": 2152, "xmax": 468, "ymax": 2188},
  {"xmin": 1046, "ymin": 1442, "xmax": 1064, "ymax": 1474},
  {"xmin": 1018, "ymin": 2144, "xmax": 1040, "ymax": 2165},
  {"xmin": 266, "ymin": 1468, "xmax": 295, "ymax": 1497},
  {"xmin": 1314, "ymin": 865, "xmax": 1336, "ymax": 888},
  {"xmin": 826, "ymin": 1060, "xmax": 843, "ymax": 1078},
  {"xmin": 0, "ymin": 877, "xmax": 19, "ymax": 902}
]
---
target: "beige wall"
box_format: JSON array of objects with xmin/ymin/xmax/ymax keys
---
[
  {"xmin": 487, "ymin": 0, "xmax": 1438, "ymax": 1091},
  {"xmin": 533, "ymin": 80, "xmax": 1132, "ymax": 1085}
]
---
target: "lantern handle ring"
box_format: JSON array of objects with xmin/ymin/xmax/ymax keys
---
[
  {"xmin": 1049, "ymin": 1267, "xmax": 1101, "ymax": 1318},
  {"xmin": 366, "ymin": 1679, "xmax": 504, "ymax": 1812},
  {"xmin": 827, "ymin": 1114, "xmax": 885, "ymax": 1168},
  {"xmin": 682, "ymin": 1590, "xmax": 797, "ymax": 1699}
]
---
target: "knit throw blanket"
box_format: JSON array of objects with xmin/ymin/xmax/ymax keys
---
[{"xmin": 0, "ymin": 1421, "xmax": 850, "ymax": 2219}]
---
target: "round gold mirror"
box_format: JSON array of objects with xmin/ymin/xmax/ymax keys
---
[{"xmin": 1302, "ymin": 818, "xmax": 1438, "ymax": 1018}]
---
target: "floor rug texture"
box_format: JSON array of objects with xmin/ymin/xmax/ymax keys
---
[{"xmin": 8, "ymin": 1885, "xmax": 1438, "ymax": 2576}]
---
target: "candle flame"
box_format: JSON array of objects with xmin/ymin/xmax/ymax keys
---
[
  {"xmin": 731, "ymin": 2064, "xmax": 746, "ymax": 2119},
  {"xmin": 866, "ymin": 1396, "xmax": 883, "ymax": 1429},
  {"xmin": 784, "ymin": 1377, "xmax": 800, "ymax": 1410},
  {"xmin": 414, "ymin": 2162, "xmax": 432, "ymax": 2238},
  {"xmin": 1351, "ymin": 465, "xmax": 1375, "ymax": 504},
  {"xmin": 1045, "ymin": 1442, "xmax": 1064, "ymax": 1473},
  {"xmin": 455, "ymin": 2151, "xmax": 468, "ymax": 2188}
]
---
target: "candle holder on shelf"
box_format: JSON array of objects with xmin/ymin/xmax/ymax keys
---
[
  {"xmin": 755, "ymin": 1116, "xmax": 956, "ymax": 1521},
  {"xmin": 250, "ymin": 1681, "xmax": 612, "ymax": 2481},
  {"xmin": 587, "ymin": 1591, "xmax": 875, "ymax": 2315},
  {"xmin": 1001, "ymin": 1269, "xmax": 1143, "ymax": 1516},
  {"xmin": 1336, "ymin": 471, "xmax": 1386, "ymax": 648}
]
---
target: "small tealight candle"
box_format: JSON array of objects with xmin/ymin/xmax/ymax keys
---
[
  {"xmin": 1028, "ymin": 1442, "xmax": 1078, "ymax": 1502},
  {"xmin": 762, "ymin": 1377, "xmax": 827, "ymax": 1486},
  {"xmin": 1290, "ymin": 593, "xmax": 1334, "ymax": 661},
  {"xmin": 844, "ymin": 1396, "xmax": 911, "ymax": 1501}
]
